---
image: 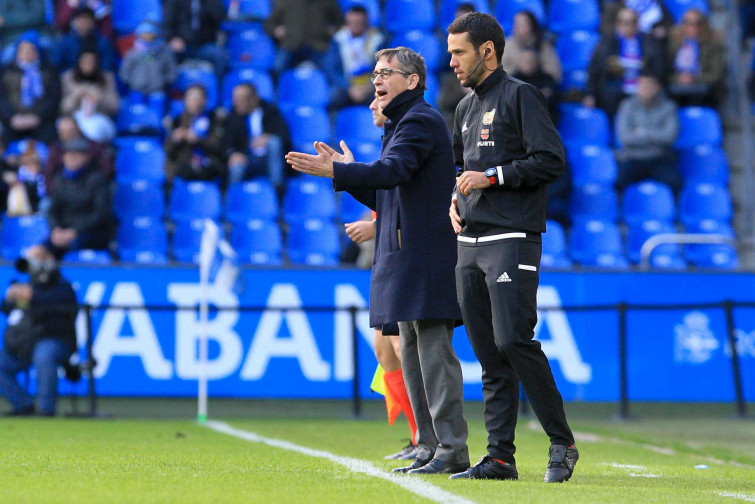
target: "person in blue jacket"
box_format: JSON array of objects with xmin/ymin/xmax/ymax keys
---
[{"xmin": 286, "ymin": 46, "xmax": 469, "ymax": 476}]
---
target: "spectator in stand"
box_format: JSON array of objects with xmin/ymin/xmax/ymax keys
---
[
  {"xmin": 501, "ymin": 10, "xmax": 562, "ymax": 84},
  {"xmin": 265, "ymin": 0, "xmax": 342, "ymax": 75},
  {"xmin": 583, "ymin": 7, "xmax": 665, "ymax": 120},
  {"xmin": 222, "ymin": 83, "xmax": 291, "ymax": 189},
  {"xmin": 0, "ymin": 31, "xmax": 60, "ymax": 144},
  {"xmin": 55, "ymin": 0, "xmax": 112, "ymax": 39},
  {"xmin": 119, "ymin": 21, "xmax": 177, "ymax": 111},
  {"xmin": 0, "ymin": 0, "xmax": 50, "ymax": 63},
  {"xmin": 0, "ymin": 138, "xmax": 47, "ymax": 215},
  {"xmin": 512, "ymin": 48, "xmax": 560, "ymax": 125},
  {"xmin": 666, "ymin": 8, "xmax": 725, "ymax": 108},
  {"xmin": 164, "ymin": 0, "xmax": 226, "ymax": 79},
  {"xmin": 44, "ymin": 115, "xmax": 114, "ymax": 195},
  {"xmin": 615, "ymin": 72, "xmax": 680, "ymax": 192},
  {"xmin": 55, "ymin": 7, "xmax": 117, "ymax": 73},
  {"xmin": 165, "ymin": 84, "xmax": 225, "ymax": 184},
  {"xmin": 437, "ymin": 2, "xmax": 476, "ymax": 130},
  {"xmin": 601, "ymin": 0, "xmax": 673, "ymax": 42},
  {"xmin": 329, "ymin": 4, "xmax": 384, "ymax": 110},
  {"xmin": 61, "ymin": 47, "xmax": 119, "ymax": 118},
  {"xmin": 45, "ymin": 138, "xmax": 112, "ymax": 255}
]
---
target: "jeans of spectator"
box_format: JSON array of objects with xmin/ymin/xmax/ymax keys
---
[
  {"xmin": 0, "ymin": 339, "xmax": 71, "ymax": 414},
  {"xmin": 616, "ymin": 151, "xmax": 681, "ymax": 194},
  {"xmin": 127, "ymin": 90, "xmax": 166, "ymax": 113},
  {"xmin": 228, "ymin": 135, "xmax": 284, "ymax": 187}
]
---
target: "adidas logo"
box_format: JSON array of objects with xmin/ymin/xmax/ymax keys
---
[{"xmin": 496, "ymin": 272, "xmax": 512, "ymax": 283}]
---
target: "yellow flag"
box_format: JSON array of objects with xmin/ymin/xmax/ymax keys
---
[{"xmin": 370, "ymin": 364, "xmax": 386, "ymax": 395}]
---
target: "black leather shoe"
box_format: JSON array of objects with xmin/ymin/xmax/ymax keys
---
[
  {"xmin": 449, "ymin": 455, "xmax": 518, "ymax": 480},
  {"xmin": 544, "ymin": 445, "xmax": 579, "ymax": 483},
  {"xmin": 392, "ymin": 456, "xmax": 432, "ymax": 474},
  {"xmin": 407, "ymin": 458, "xmax": 469, "ymax": 475}
]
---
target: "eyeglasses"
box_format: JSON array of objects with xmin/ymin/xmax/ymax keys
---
[{"xmin": 369, "ymin": 68, "xmax": 411, "ymax": 82}]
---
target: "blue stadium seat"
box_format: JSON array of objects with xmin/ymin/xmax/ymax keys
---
[
  {"xmin": 678, "ymin": 144, "xmax": 729, "ymax": 185},
  {"xmin": 173, "ymin": 65, "xmax": 219, "ymax": 109},
  {"xmin": 0, "ymin": 214, "xmax": 49, "ymax": 260},
  {"xmin": 542, "ymin": 220, "xmax": 572, "ymax": 268},
  {"xmin": 334, "ymin": 106, "xmax": 382, "ymax": 145},
  {"xmin": 384, "ymin": 0, "xmax": 436, "ymax": 32},
  {"xmin": 664, "ymin": 0, "xmax": 710, "ymax": 22},
  {"xmin": 221, "ymin": 68, "xmax": 274, "ymax": 109},
  {"xmin": 278, "ymin": 67, "xmax": 330, "ymax": 109},
  {"xmin": 558, "ymin": 105, "xmax": 610, "ymax": 147},
  {"xmin": 340, "ymin": 0, "xmax": 381, "ymax": 26},
  {"xmin": 626, "ymin": 219, "xmax": 686, "ymax": 268},
  {"xmin": 569, "ymin": 183, "xmax": 618, "ymax": 222},
  {"xmin": 112, "ymin": 0, "xmax": 163, "ymax": 33},
  {"xmin": 113, "ymin": 180, "xmax": 164, "ymax": 220},
  {"xmin": 117, "ymin": 216, "xmax": 169, "ymax": 264},
  {"xmin": 675, "ymin": 106, "xmax": 722, "ymax": 149},
  {"xmin": 224, "ymin": 178, "xmax": 279, "ymax": 223},
  {"xmin": 172, "ymin": 218, "xmax": 207, "ymax": 264},
  {"xmin": 6, "ymin": 140, "xmax": 49, "ymax": 165},
  {"xmin": 679, "ymin": 182, "xmax": 732, "ymax": 227},
  {"xmin": 283, "ymin": 176, "xmax": 337, "ymax": 223},
  {"xmin": 283, "ymin": 105, "xmax": 332, "ymax": 154},
  {"xmin": 622, "ymin": 181, "xmax": 676, "ymax": 226},
  {"xmin": 440, "ymin": 0, "xmax": 492, "ymax": 27},
  {"xmin": 684, "ymin": 219, "xmax": 738, "ymax": 269},
  {"xmin": 169, "ymin": 180, "xmax": 222, "ymax": 223},
  {"xmin": 225, "ymin": 23, "xmax": 276, "ymax": 70},
  {"xmin": 495, "ymin": 0, "xmax": 545, "ymax": 35},
  {"xmin": 115, "ymin": 138, "xmax": 166, "ymax": 183},
  {"xmin": 548, "ymin": 0, "xmax": 600, "ymax": 33},
  {"xmin": 340, "ymin": 193, "xmax": 371, "ymax": 223},
  {"xmin": 556, "ymin": 30, "xmax": 600, "ymax": 92},
  {"xmin": 225, "ymin": 0, "xmax": 272, "ymax": 20},
  {"xmin": 230, "ymin": 218, "xmax": 283, "ymax": 265},
  {"xmin": 116, "ymin": 103, "xmax": 162, "ymax": 136},
  {"xmin": 425, "ymin": 71, "xmax": 439, "ymax": 107},
  {"xmin": 569, "ymin": 219, "xmax": 628, "ymax": 268},
  {"xmin": 391, "ymin": 30, "xmax": 442, "ymax": 71},
  {"xmin": 567, "ymin": 144, "xmax": 617, "ymax": 186},
  {"xmin": 287, "ymin": 218, "xmax": 341, "ymax": 266},
  {"xmin": 349, "ymin": 140, "xmax": 382, "ymax": 163},
  {"xmin": 63, "ymin": 249, "xmax": 113, "ymax": 264}
]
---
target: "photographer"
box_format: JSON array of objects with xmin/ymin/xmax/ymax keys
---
[{"xmin": 0, "ymin": 245, "xmax": 77, "ymax": 416}]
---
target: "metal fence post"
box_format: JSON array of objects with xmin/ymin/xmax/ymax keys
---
[
  {"xmin": 84, "ymin": 304, "xmax": 97, "ymax": 418},
  {"xmin": 349, "ymin": 306, "xmax": 361, "ymax": 418},
  {"xmin": 618, "ymin": 302, "xmax": 629, "ymax": 419},
  {"xmin": 723, "ymin": 300, "xmax": 747, "ymax": 418}
]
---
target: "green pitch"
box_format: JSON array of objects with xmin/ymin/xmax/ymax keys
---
[{"xmin": 0, "ymin": 400, "xmax": 753, "ymax": 504}]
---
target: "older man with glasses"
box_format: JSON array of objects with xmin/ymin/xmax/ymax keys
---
[{"xmin": 286, "ymin": 46, "xmax": 470, "ymax": 476}]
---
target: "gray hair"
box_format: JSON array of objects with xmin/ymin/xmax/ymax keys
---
[{"xmin": 374, "ymin": 46, "xmax": 427, "ymax": 91}]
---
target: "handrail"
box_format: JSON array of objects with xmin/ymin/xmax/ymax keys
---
[{"xmin": 639, "ymin": 233, "xmax": 735, "ymax": 270}]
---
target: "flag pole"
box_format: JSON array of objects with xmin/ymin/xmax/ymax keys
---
[{"xmin": 197, "ymin": 219, "xmax": 219, "ymax": 424}]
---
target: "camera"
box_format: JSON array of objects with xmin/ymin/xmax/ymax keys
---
[{"xmin": 15, "ymin": 256, "xmax": 58, "ymax": 284}]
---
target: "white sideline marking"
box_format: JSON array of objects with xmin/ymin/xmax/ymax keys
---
[
  {"xmin": 719, "ymin": 492, "xmax": 755, "ymax": 502},
  {"xmin": 607, "ymin": 463, "xmax": 662, "ymax": 478},
  {"xmin": 204, "ymin": 420, "xmax": 479, "ymax": 504}
]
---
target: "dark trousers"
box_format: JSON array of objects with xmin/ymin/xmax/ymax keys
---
[{"xmin": 455, "ymin": 236, "xmax": 573, "ymax": 464}]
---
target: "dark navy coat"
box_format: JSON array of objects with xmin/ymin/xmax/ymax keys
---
[{"xmin": 333, "ymin": 88, "xmax": 462, "ymax": 327}]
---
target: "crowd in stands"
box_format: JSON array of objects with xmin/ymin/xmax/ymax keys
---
[{"xmin": 0, "ymin": 0, "xmax": 739, "ymax": 269}]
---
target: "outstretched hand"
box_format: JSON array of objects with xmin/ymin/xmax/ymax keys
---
[
  {"xmin": 316, "ymin": 140, "xmax": 355, "ymax": 164},
  {"xmin": 285, "ymin": 141, "xmax": 355, "ymax": 178}
]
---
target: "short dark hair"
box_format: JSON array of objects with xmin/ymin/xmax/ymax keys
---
[
  {"xmin": 185, "ymin": 84, "xmax": 207, "ymax": 98},
  {"xmin": 374, "ymin": 46, "xmax": 427, "ymax": 91},
  {"xmin": 447, "ymin": 12, "xmax": 505, "ymax": 64},
  {"xmin": 347, "ymin": 4, "xmax": 368, "ymax": 16}
]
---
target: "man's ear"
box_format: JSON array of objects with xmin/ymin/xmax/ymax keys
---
[{"xmin": 407, "ymin": 73, "xmax": 420, "ymax": 90}]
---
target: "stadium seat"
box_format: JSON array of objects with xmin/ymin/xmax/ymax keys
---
[
  {"xmin": 6, "ymin": 140, "xmax": 49, "ymax": 165},
  {"xmin": 172, "ymin": 218, "xmax": 208, "ymax": 264},
  {"xmin": 287, "ymin": 218, "xmax": 341, "ymax": 266},
  {"xmin": 117, "ymin": 216, "xmax": 169, "ymax": 264},
  {"xmin": 113, "ymin": 180, "xmax": 165, "ymax": 220},
  {"xmin": 569, "ymin": 183, "xmax": 618, "ymax": 222},
  {"xmin": 675, "ymin": 106, "xmax": 722, "ymax": 150},
  {"xmin": 541, "ymin": 220, "xmax": 572, "ymax": 268},
  {"xmin": 112, "ymin": 0, "xmax": 163, "ymax": 33},
  {"xmin": 679, "ymin": 182, "xmax": 732, "ymax": 227},
  {"xmin": 225, "ymin": 23, "xmax": 276, "ymax": 70},
  {"xmin": 340, "ymin": 0, "xmax": 381, "ymax": 26},
  {"xmin": 391, "ymin": 30, "xmax": 442, "ymax": 71},
  {"xmin": 230, "ymin": 218, "xmax": 283, "ymax": 265},
  {"xmin": 548, "ymin": 0, "xmax": 600, "ymax": 33},
  {"xmin": 425, "ymin": 71, "xmax": 439, "ymax": 107},
  {"xmin": 169, "ymin": 180, "xmax": 222, "ymax": 223},
  {"xmin": 349, "ymin": 140, "xmax": 382, "ymax": 163},
  {"xmin": 626, "ymin": 219, "xmax": 686, "ymax": 268},
  {"xmin": 221, "ymin": 68, "xmax": 274, "ymax": 109},
  {"xmin": 569, "ymin": 219, "xmax": 628, "ymax": 268},
  {"xmin": 224, "ymin": 178, "xmax": 279, "ymax": 223},
  {"xmin": 114, "ymin": 138, "xmax": 166, "ymax": 184},
  {"xmin": 684, "ymin": 219, "xmax": 738, "ymax": 269},
  {"xmin": 226, "ymin": 0, "xmax": 272, "ymax": 21},
  {"xmin": 172, "ymin": 65, "xmax": 219, "ymax": 109},
  {"xmin": 556, "ymin": 30, "xmax": 600, "ymax": 74},
  {"xmin": 664, "ymin": 0, "xmax": 710, "ymax": 22},
  {"xmin": 116, "ymin": 103, "xmax": 162, "ymax": 136},
  {"xmin": 0, "ymin": 214, "xmax": 49, "ymax": 260},
  {"xmin": 277, "ymin": 67, "xmax": 330, "ymax": 109},
  {"xmin": 678, "ymin": 144, "xmax": 729, "ymax": 185},
  {"xmin": 334, "ymin": 106, "xmax": 382, "ymax": 145},
  {"xmin": 567, "ymin": 144, "xmax": 617, "ymax": 186},
  {"xmin": 340, "ymin": 193, "xmax": 371, "ymax": 223},
  {"xmin": 283, "ymin": 105, "xmax": 332, "ymax": 154},
  {"xmin": 63, "ymin": 249, "xmax": 113, "ymax": 264},
  {"xmin": 558, "ymin": 105, "xmax": 610, "ymax": 147},
  {"xmin": 283, "ymin": 176, "xmax": 337, "ymax": 223},
  {"xmin": 495, "ymin": 0, "xmax": 545, "ymax": 35},
  {"xmin": 440, "ymin": 0, "xmax": 492, "ymax": 29},
  {"xmin": 384, "ymin": 0, "xmax": 436, "ymax": 33},
  {"xmin": 622, "ymin": 181, "xmax": 676, "ymax": 226}
]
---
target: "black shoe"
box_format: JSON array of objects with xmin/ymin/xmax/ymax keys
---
[
  {"xmin": 392, "ymin": 456, "xmax": 433, "ymax": 474},
  {"xmin": 449, "ymin": 455, "xmax": 519, "ymax": 480},
  {"xmin": 384, "ymin": 442, "xmax": 419, "ymax": 460},
  {"xmin": 4, "ymin": 405, "xmax": 34, "ymax": 416},
  {"xmin": 544, "ymin": 445, "xmax": 579, "ymax": 483},
  {"xmin": 407, "ymin": 458, "xmax": 469, "ymax": 475}
]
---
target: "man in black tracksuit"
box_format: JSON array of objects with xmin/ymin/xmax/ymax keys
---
[{"xmin": 446, "ymin": 13, "xmax": 578, "ymax": 483}]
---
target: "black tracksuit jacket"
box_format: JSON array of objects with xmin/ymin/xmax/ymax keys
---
[{"xmin": 452, "ymin": 68, "xmax": 565, "ymax": 235}]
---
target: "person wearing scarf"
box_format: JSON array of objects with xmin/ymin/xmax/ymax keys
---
[{"xmin": 119, "ymin": 21, "xmax": 177, "ymax": 111}]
